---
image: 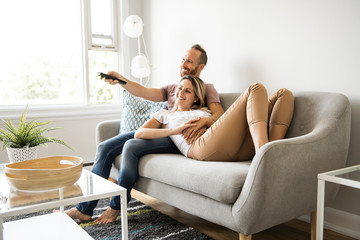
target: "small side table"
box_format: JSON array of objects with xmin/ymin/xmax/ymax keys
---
[{"xmin": 316, "ymin": 165, "xmax": 360, "ymax": 240}]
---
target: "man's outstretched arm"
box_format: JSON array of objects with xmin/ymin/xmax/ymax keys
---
[{"xmin": 101, "ymin": 71, "xmax": 164, "ymax": 102}]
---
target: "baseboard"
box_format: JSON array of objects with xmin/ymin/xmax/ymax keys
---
[{"xmin": 298, "ymin": 207, "xmax": 360, "ymax": 239}]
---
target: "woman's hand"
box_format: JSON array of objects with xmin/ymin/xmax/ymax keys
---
[
  {"xmin": 172, "ymin": 122, "xmax": 196, "ymax": 136},
  {"xmin": 182, "ymin": 117, "xmax": 208, "ymax": 144}
]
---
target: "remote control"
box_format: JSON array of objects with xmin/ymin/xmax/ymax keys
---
[{"xmin": 97, "ymin": 72, "xmax": 127, "ymax": 85}]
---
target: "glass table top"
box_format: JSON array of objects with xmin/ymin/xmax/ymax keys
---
[
  {"xmin": 336, "ymin": 169, "xmax": 360, "ymax": 182},
  {"xmin": 318, "ymin": 164, "xmax": 360, "ymax": 189},
  {"xmin": 0, "ymin": 164, "xmax": 124, "ymax": 214}
]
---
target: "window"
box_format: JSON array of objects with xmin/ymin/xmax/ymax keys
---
[
  {"xmin": 0, "ymin": 0, "xmax": 121, "ymax": 107},
  {"xmin": 89, "ymin": 0, "xmax": 117, "ymax": 50}
]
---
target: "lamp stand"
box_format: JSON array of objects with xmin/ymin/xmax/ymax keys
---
[{"xmin": 137, "ymin": 36, "xmax": 141, "ymax": 55}]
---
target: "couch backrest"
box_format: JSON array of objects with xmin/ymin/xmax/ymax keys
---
[
  {"xmin": 219, "ymin": 93, "xmax": 242, "ymax": 111},
  {"xmin": 286, "ymin": 91, "xmax": 350, "ymax": 138},
  {"xmin": 219, "ymin": 92, "xmax": 350, "ymax": 138}
]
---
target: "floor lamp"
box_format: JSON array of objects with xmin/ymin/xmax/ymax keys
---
[{"xmin": 123, "ymin": 15, "xmax": 150, "ymax": 85}]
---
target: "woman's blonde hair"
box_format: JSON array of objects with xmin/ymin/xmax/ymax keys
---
[{"xmin": 171, "ymin": 75, "xmax": 211, "ymax": 113}]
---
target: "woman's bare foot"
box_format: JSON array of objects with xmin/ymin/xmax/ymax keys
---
[
  {"xmin": 54, "ymin": 207, "xmax": 92, "ymax": 222},
  {"xmin": 94, "ymin": 207, "xmax": 120, "ymax": 224}
]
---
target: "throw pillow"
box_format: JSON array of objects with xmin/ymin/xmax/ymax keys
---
[{"xmin": 120, "ymin": 90, "xmax": 168, "ymax": 134}]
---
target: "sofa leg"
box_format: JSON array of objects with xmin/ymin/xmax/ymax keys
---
[
  {"xmin": 310, "ymin": 211, "xmax": 317, "ymax": 240},
  {"xmin": 239, "ymin": 233, "xmax": 252, "ymax": 240}
]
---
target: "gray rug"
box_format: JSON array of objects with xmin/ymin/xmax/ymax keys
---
[{"xmin": 5, "ymin": 198, "xmax": 213, "ymax": 240}]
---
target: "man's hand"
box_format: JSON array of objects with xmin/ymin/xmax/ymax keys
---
[
  {"xmin": 182, "ymin": 117, "xmax": 208, "ymax": 144},
  {"xmin": 100, "ymin": 71, "xmax": 127, "ymax": 85},
  {"xmin": 98, "ymin": 71, "xmax": 164, "ymax": 102}
]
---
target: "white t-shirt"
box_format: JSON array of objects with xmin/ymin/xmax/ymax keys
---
[{"xmin": 152, "ymin": 109, "xmax": 211, "ymax": 157}]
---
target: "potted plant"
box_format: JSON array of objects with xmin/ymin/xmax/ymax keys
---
[{"xmin": 0, "ymin": 106, "xmax": 72, "ymax": 163}]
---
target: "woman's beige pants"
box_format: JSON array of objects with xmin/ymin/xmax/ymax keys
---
[{"xmin": 187, "ymin": 83, "xmax": 294, "ymax": 161}]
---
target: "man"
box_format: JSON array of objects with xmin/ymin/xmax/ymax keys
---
[
  {"xmin": 64, "ymin": 44, "xmax": 224, "ymax": 223},
  {"xmin": 104, "ymin": 44, "xmax": 224, "ymax": 142}
]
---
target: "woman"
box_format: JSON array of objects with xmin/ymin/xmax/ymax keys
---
[
  {"xmin": 135, "ymin": 75, "xmax": 212, "ymax": 157},
  {"xmin": 136, "ymin": 75, "xmax": 294, "ymax": 162}
]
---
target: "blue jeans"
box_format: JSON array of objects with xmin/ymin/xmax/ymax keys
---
[{"xmin": 76, "ymin": 131, "xmax": 180, "ymax": 216}]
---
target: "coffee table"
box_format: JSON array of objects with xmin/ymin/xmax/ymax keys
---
[
  {"xmin": 316, "ymin": 164, "xmax": 360, "ymax": 240},
  {"xmin": 0, "ymin": 165, "xmax": 128, "ymax": 240}
]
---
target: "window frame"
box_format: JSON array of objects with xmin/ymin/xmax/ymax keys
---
[
  {"xmin": 86, "ymin": 0, "xmax": 119, "ymax": 51},
  {"xmin": 0, "ymin": 0, "xmax": 124, "ymax": 121}
]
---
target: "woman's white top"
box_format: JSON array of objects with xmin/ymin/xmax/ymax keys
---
[{"xmin": 152, "ymin": 109, "xmax": 211, "ymax": 157}]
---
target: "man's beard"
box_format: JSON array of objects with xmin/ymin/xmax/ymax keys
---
[{"xmin": 181, "ymin": 65, "xmax": 199, "ymax": 76}]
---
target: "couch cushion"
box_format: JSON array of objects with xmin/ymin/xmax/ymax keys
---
[
  {"xmin": 120, "ymin": 90, "xmax": 168, "ymax": 134},
  {"xmin": 138, "ymin": 154, "xmax": 251, "ymax": 204}
]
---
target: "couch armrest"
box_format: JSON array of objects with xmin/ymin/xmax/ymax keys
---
[
  {"xmin": 231, "ymin": 103, "xmax": 351, "ymax": 235},
  {"xmin": 96, "ymin": 119, "xmax": 121, "ymax": 145}
]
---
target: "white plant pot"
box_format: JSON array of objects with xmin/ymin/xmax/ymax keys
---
[{"xmin": 6, "ymin": 146, "xmax": 38, "ymax": 163}]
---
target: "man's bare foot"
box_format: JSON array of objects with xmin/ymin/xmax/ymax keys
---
[
  {"xmin": 94, "ymin": 207, "xmax": 120, "ymax": 224},
  {"xmin": 54, "ymin": 207, "xmax": 92, "ymax": 222}
]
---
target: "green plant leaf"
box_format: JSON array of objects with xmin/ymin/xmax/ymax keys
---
[{"xmin": 0, "ymin": 106, "xmax": 73, "ymax": 151}]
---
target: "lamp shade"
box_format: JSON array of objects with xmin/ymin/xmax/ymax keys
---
[
  {"xmin": 123, "ymin": 15, "xmax": 143, "ymax": 38},
  {"xmin": 131, "ymin": 54, "xmax": 150, "ymax": 78}
]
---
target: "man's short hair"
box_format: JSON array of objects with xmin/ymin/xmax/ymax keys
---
[{"xmin": 191, "ymin": 44, "xmax": 207, "ymax": 66}]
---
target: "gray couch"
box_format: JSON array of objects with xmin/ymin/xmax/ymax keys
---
[{"xmin": 96, "ymin": 92, "xmax": 351, "ymax": 239}]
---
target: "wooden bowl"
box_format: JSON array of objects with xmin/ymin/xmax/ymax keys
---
[{"xmin": 5, "ymin": 156, "xmax": 83, "ymax": 191}]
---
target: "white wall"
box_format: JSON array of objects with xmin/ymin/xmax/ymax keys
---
[{"xmin": 140, "ymin": 0, "xmax": 360, "ymax": 237}]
